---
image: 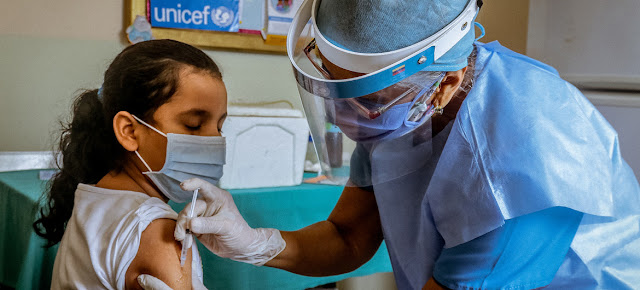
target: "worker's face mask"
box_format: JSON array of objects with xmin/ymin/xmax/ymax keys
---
[
  {"xmin": 132, "ymin": 115, "xmax": 226, "ymax": 203},
  {"xmin": 330, "ymin": 75, "xmax": 442, "ymax": 142},
  {"xmin": 333, "ymin": 99, "xmax": 414, "ymax": 142}
]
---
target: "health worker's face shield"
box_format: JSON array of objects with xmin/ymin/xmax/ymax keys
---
[{"xmin": 288, "ymin": 0, "xmax": 479, "ymax": 183}]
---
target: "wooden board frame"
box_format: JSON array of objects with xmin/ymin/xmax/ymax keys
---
[{"xmin": 125, "ymin": 0, "xmax": 287, "ymax": 54}]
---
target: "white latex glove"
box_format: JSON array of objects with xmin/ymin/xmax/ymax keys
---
[
  {"xmin": 175, "ymin": 178, "xmax": 286, "ymax": 266},
  {"xmin": 137, "ymin": 274, "xmax": 207, "ymax": 290}
]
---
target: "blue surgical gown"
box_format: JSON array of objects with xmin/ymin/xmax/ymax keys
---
[{"xmin": 349, "ymin": 41, "xmax": 640, "ymax": 289}]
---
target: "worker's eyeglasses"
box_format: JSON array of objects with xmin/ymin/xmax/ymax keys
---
[
  {"xmin": 345, "ymin": 86, "xmax": 421, "ymax": 120},
  {"xmin": 346, "ymin": 74, "xmax": 444, "ymax": 121},
  {"xmin": 304, "ymin": 38, "xmax": 333, "ymax": 79},
  {"xmin": 305, "ymin": 38, "xmax": 444, "ymax": 121},
  {"xmin": 305, "ymin": 38, "xmax": 393, "ymax": 119}
]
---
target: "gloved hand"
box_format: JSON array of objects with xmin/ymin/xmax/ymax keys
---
[
  {"xmin": 175, "ymin": 178, "xmax": 286, "ymax": 266},
  {"xmin": 137, "ymin": 274, "xmax": 207, "ymax": 290}
]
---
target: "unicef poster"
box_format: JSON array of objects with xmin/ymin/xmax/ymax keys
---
[{"xmin": 150, "ymin": 0, "xmax": 240, "ymax": 32}]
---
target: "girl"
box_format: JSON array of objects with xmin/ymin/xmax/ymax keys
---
[{"xmin": 33, "ymin": 39, "xmax": 227, "ymax": 289}]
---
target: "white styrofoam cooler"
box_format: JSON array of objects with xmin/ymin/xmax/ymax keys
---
[{"xmin": 219, "ymin": 106, "xmax": 309, "ymax": 189}]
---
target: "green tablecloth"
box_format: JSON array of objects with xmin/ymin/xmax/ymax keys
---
[
  {"xmin": 0, "ymin": 170, "xmax": 392, "ymax": 289},
  {"xmin": 0, "ymin": 170, "xmax": 58, "ymax": 290}
]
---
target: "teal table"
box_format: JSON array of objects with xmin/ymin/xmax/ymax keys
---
[
  {"xmin": 1, "ymin": 170, "xmax": 392, "ymax": 289},
  {"xmin": 0, "ymin": 170, "xmax": 58, "ymax": 290}
]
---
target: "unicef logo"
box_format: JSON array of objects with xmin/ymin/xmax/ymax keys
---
[{"xmin": 212, "ymin": 6, "xmax": 234, "ymax": 27}]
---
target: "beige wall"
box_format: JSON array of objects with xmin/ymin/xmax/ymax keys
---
[
  {"xmin": 0, "ymin": 1, "xmax": 300, "ymax": 151},
  {"xmin": 0, "ymin": 0, "xmax": 530, "ymax": 152},
  {"xmin": 476, "ymin": 0, "xmax": 530, "ymax": 54}
]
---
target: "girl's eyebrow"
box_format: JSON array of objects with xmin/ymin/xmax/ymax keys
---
[{"xmin": 177, "ymin": 109, "xmax": 210, "ymax": 118}]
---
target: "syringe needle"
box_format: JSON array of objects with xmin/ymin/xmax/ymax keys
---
[{"xmin": 180, "ymin": 188, "xmax": 199, "ymax": 267}]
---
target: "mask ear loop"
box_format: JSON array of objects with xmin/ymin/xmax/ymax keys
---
[
  {"xmin": 404, "ymin": 72, "xmax": 446, "ymax": 125},
  {"xmin": 131, "ymin": 114, "xmax": 165, "ymax": 173},
  {"xmin": 131, "ymin": 114, "xmax": 167, "ymax": 137},
  {"xmin": 135, "ymin": 151, "xmax": 154, "ymax": 173}
]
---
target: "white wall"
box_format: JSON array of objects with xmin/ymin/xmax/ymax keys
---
[
  {"xmin": 527, "ymin": 1, "xmax": 640, "ymax": 178},
  {"xmin": 527, "ymin": 0, "xmax": 640, "ymax": 90},
  {"xmin": 0, "ymin": 0, "xmax": 300, "ymax": 151},
  {"xmin": 586, "ymin": 91, "xmax": 640, "ymax": 179}
]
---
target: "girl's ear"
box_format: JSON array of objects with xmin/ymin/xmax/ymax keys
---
[{"xmin": 113, "ymin": 111, "xmax": 140, "ymax": 152}]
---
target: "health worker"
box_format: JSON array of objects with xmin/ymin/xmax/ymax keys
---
[{"xmin": 139, "ymin": 0, "xmax": 640, "ymax": 289}]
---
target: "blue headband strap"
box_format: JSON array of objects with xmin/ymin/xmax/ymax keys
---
[{"xmin": 474, "ymin": 22, "xmax": 486, "ymax": 41}]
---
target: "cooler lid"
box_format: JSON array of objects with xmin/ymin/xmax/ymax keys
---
[{"xmin": 227, "ymin": 105, "xmax": 304, "ymax": 118}]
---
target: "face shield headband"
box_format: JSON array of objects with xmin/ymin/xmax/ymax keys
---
[{"xmin": 287, "ymin": 0, "xmax": 481, "ymax": 101}]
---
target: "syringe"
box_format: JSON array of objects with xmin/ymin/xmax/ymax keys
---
[{"xmin": 180, "ymin": 188, "xmax": 199, "ymax": 267}]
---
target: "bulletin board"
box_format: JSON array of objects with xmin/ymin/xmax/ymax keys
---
[{"xmin": 125, "ymin": 0, "xmax": 287, "ymax": 54}]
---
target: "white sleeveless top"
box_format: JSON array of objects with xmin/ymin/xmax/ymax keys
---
[{"xmin": 51, "ymin": 184, "xmax": 203, "ymax": 289}]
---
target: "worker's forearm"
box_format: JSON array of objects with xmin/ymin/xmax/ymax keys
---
[{"xmin": 264, "ymin": 221, "xmax": 380, "ymax": 276}]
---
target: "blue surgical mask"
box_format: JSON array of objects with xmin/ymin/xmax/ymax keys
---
[
  {"xmin": 333, "ymin": 98, "xmax": 430, "ymax": 142},
  {"xmin": 330, "ymin": 73, "xmax": 443, "ymax": 143},
  {"xmin": 132, "ymin": 115, "xmax": 226, "ymax": 203}
]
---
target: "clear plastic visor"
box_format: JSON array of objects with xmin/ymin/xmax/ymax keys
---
[
  {"xmin": 290, "ymin": 23, "xmax": 445, "ymax": 183},
  {"xmin": 288, "ymin": 0, "xmax": 479, "ymax": 184}
]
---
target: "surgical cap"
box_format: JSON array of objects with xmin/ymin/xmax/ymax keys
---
[{"xmin": 316, "ymin": 0, "xmax": 477, "ymax": 71}]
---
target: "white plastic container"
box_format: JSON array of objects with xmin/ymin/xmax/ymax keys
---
[{"xmin": 219, "ymin": 106, "xmax": 309, "ymax": 189}]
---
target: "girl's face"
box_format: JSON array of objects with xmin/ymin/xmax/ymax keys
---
[{"xmin": 137, "ymin": 68, "xmax": 227, "ymax": 171}]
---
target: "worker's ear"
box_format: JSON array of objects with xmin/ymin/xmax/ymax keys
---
[
  {"xmin": 432, "ymin": 67, "xmax": 468, "ymax": 108},
  {"xmin": 113, "ymin": 111, "xmax": 140, "ymax": 152}
]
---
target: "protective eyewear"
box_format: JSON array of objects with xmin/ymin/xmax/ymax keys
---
[
  {"xmin": 305, "ymin": 37, "xmax": 447, "ymax": 120},
  {"xmin": 304, "ymin": 38, "xmax": 332, "ymax": 79}
]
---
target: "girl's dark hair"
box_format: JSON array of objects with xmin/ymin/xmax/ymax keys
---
[{"xmin": 33, "ymin": 39, "xmax": 222, "ymax": 247}]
